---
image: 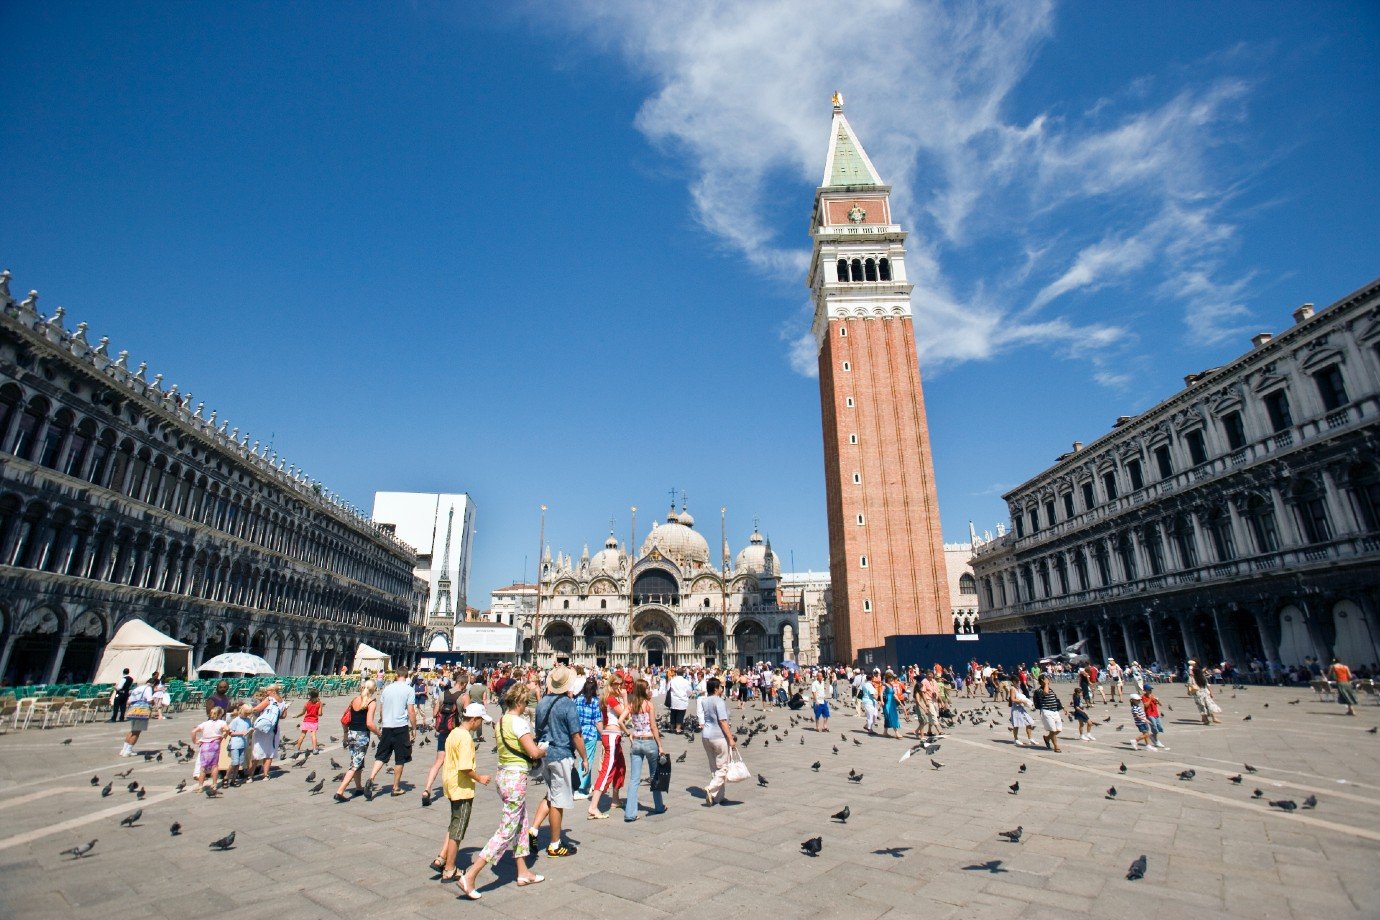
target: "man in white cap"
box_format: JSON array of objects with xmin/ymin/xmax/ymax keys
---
[{"xmin": 530, "ymin": 666, "xmax": 588, "ymax": 857}]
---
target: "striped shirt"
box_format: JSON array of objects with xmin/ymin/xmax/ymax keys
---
[{"xmin": 1031, "ymin": 689, "xmax": 1062, "ymax": 712}]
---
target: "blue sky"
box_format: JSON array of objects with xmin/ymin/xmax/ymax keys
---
[{"xmin": 1, "ymin": 1, "xmax": 1376, "ymax": 608}]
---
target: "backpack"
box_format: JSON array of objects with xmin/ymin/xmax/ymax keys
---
[
  {"xmin": 253, "ymin": 700, "xmax": 280, "ymax": 734},
  {"xmin": 435, "ymin": 692, "xmax": 459, "ymax": 734}
]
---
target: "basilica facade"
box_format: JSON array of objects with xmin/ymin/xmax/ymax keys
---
[
  {"xmin": 0, "ymin": 269, "xmax": 427, "ymax": 684},
  {"xmin": 532, "ymin": 505, "xmax": 800, "ymax": 669}
]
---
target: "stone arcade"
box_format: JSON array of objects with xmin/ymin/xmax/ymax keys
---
[{"xmin": 0, "ymin": 270, "xmax": 428, "ymax": 684}]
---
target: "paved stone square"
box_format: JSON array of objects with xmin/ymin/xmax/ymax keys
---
[{"xmin": 1, "ymin": 684, "xmax": 1378, "ymax": 919}]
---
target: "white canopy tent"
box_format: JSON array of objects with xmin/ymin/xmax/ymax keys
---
[
  {"xmin": 352, "ymin": 643, "xmax": 391, "ymax": 674},
  {"xmin": 92, "ymin": 619, "xmax": 191, "ymax": 685}
]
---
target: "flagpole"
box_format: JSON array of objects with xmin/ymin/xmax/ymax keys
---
[{"xmin": 531, "ymin": 504, "xmax": 547, "ymax": 667}]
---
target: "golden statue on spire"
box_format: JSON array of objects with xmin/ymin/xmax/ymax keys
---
[{"xmin": 832, "ymin": 91, "xmax": 844, "ymax": 109}]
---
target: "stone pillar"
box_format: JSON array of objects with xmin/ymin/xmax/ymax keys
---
[
  {"xmin": 1319, "ymin": 468, "xmax": 1357, "ymax": 536},
  {"xmin": 0, "ymin": 634, "xmax": 18, "ymax": 682},
  {"xmin": 1057, "ymin": 626, "xmax": 1069, "ymax": 652},
  {"xmin": 46, "ymin": 636, "xmax": 72, "ymax": 684},
  {"xmin": 1147, "ymin": 615, "xmax": 1167, "ymax": 667},
  {"xmin": 1120, "ymin": 621, "xmax": 1138, "ymax": 663},
  {"xmin": 1177, "ymin": 617, "xmax": 1196, "ymax": 664},
  {"xmin": 1096, "ymin": 622, "xmax": 1111, "ymax": 663}
]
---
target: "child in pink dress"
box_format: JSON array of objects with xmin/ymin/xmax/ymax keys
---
[
  {"xmin": 192, "ymin": 707, "xmax": 230, "ymax": 791},
  {"xmin": 293, "ymin": 689, "xmax": 324, "ymax": 752}
]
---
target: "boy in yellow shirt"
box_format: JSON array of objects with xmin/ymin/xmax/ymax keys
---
[{"xmin": 435, "ymin": 702, "xmax": 492, "ymax": 881}]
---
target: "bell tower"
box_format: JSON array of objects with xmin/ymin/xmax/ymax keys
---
[{"xmin": 808, "ymin": 93, "xmax": 948, "ymax": 663}]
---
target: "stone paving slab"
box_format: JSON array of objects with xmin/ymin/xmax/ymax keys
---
[{"xmin": 0, "ymin": 685, "xmax": 1378, "ymax": 917}]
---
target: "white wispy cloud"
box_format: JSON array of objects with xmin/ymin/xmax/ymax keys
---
[{"xmin": 543, "ymin": 0, "xmax": 1260, "ymax": 380}]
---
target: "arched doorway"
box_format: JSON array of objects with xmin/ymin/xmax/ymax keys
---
[
  {"xmin": 632, "ymin": 610, "xmax": 675, "ymax": 667},
  {"xmin": 59, "ymin": 610, "xmax": 106, "ymax": 683},
  {"xmin": 5, "ymin": 607, "xmax": 64, "ymax": 686},
  {"xmin": 733, "ymin": 620, "xmax": 765, "ymax": 668},
  {"xmin": 1332, "ymin": 600, "xmax": 1377, "ymax": 668},
  {"xmin": 544, "ymin": 622, "xmax": 575, "ymax": 664},
  {"xmin": 693, "ymin": 618, "xmax": 724, "ymax": 667},
  {"xmin": 583, "ymin": 619, "xmax": 614, "ymax": 668},
  {"xmin": 1277, "ymin": 606, "xmax": 1314, "ymax": 667}
]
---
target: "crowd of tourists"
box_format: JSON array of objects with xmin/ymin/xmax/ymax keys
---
[{"xmin": 100, "ymin": 649, "xmax": 1368, "ymax": 898}]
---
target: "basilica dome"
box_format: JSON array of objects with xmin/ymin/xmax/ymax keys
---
[
  {"xmin": 590, "ymin": 534, "xmax": 626, "ymax": 575},
  {"xmin": 641, "ymin": 507, "xmax": 711, "ymax": 569},
  {"xmin": 734, "ymin": 529, "xmax": 780, "ymax": 576}
]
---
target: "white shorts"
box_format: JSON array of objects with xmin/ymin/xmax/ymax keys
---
[{"xmin": 1039, "ymin": 710, "xmax": 1064, "ymax": 734}]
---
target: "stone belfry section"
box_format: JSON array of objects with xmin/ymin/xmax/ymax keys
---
[{"xmin": 808, "ymin": 93, "xmax": 948, "ymax": 662}]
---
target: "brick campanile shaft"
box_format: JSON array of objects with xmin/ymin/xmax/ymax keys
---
[{"xmin": 809, "ymin": 93, "xmax": 948, "ymax": 663}]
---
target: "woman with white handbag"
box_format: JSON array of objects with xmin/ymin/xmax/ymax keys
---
[{"xmin": 699, "ymin": 677, "xmax": 739, "ymax": 807}]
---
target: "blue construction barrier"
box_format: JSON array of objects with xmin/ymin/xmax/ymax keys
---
[{"xmin": 857, "ymin": 633, "xmax": 1040, "ymax": 674}]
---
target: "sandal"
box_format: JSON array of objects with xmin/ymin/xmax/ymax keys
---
[
  {"xmin": 587, "ymin": 812, "xmax": 609, "ymax": 820},
  {"xmin": 439, "ymin": 869, "xmax": 460, "ymax": 883},
  {"xmin": 516, "ymin": 875, "xmax": 545, "ymax": 887},
  {"xmin": 455, "ymin": 875, "xmax": 481, "ymax": 900},
  {"xmin": 429, "ymin": 857, "xmax": 446, "ymax": 872}
]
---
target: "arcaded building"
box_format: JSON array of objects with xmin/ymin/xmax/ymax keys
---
[
  {"xmin": 972, "ymin": 279, "xmax": 1380, "ymax": 672},
  {"xmin": 0, "ymin": 270, "xmax": 426, "ymax": 684},
  {"xmin": 532, "ymin": 505, "xmax": 799, "ymax": 669},
  {"xmin": 809, "ymin": 94, "xmax": 949, "ymax": 662}
]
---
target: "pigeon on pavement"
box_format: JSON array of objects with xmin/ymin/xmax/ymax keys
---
[
  {"xmin": 831, "ymin": 805, "xmax": 850, "ymax": 823},
  {"xmin": 800, "ymin": 836, "xmax": 822, "ymax": 857},
  {"xmin": 119, "ymin": 809, "xmax": 142, "ymax": 828},
  {"xmin": 998, "ymin": 826, "xmax": 1023, "ymax": 843},
  {"xmin": 169, "ymin": 822, "xmax": 181, "ymax": 836},
  {"xmin": 60, "ymin": 840, "xmax": 97, "ymax": 859},
  {"xmin": 1008, "ymin": 782, "xmax": 1019, "ymax": 795},
  {"xmin": 209, "ymin": 831, "xmax": 237, "ymax": 850},
  {"xmin": 1126, "ymin": 855, "xmax": 1147, "ymax": 880}
]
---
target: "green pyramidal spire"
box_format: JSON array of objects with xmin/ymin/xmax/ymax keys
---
[{"xmin": 823, "ymin": 92, "xmax": 884, "ymax": 188}]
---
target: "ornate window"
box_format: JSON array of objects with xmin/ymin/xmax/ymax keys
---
[
  {"xmin": 878, "ymin": 258, "xmax": 892, "ymax": 281},
  {"xmin": 1221, "ymin": 411, "xmax": 1246, "ymax": 450},
  {"xmin": 864, "ymin": 259, "xmax": 877, "ymax": 281},
  {"xmin": 1291, "ymin": 478, "xmax": 1332, "ymax": 544},
  {"xmin": 1205, "ymin": 506, "xmax": 1236, "ymax": 561},
  {"xmin": 1242, "ymin": 493, "xmax": 1280, "ymax": 553},
  {"xmin": 959, "ymin": 573, "xmax": 977, "ymax": 595},
  {"xmin": 1154, "ymin": 444, "xmax": 1173, "ymax": 479},
  {"xmin": 1263, "ymin": 389, "xmax": 1292, "ymax": 432},
  {"xmin": 1171, "ymin": 514, "xmax": 1199, "ymax": 569},
  {"xmin": 1314, "ymin": 364, "xmax": 1349, "ymax": 411},
  {"xmin": 1116, "ymin": 532, "xmax": 1138, "ymax": 581},
  {"xmin": 1184, "ymin": 429, "xmax": 1208, "ymax": 467},
  {"xmin": 1143, "ymin": 525, "xmax": 1165, "ymax": 576},
  {"xmin": 850, "ymin": 259, "xmax": 863, "ymax": 282},
  {"xmin": 836, "ymin": 258, "xmax": 848, "ymax": 281},
  {"xmin": 1346, "ymin": 462, "xmax": 1380, "ymax": 530}
]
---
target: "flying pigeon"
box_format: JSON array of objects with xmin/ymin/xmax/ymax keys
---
[
  {"xmin": 60, "ymin": 839, "xmax": 97, "ymax": 859},
  {"xmin": 1126, "ymin": 855, "xmax": 1147, "ymax": 880},
  {"xmin": 119, "ymin": 809, "xmax": 142, "ymax": 828},
  {"xmin": 998, "ymin": 826, "xmax": 1023, "ymax": 843},
  {"xmin": 800, "ymin": 836, "xmax": 823, "ymax": 857},
  {"xmin": 831, "ymin": 805, "xmax": 850, "ymax": 823},
  {"xmin": 209, "ymin": 831, "xmax": 237, "ymax": 850}
]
